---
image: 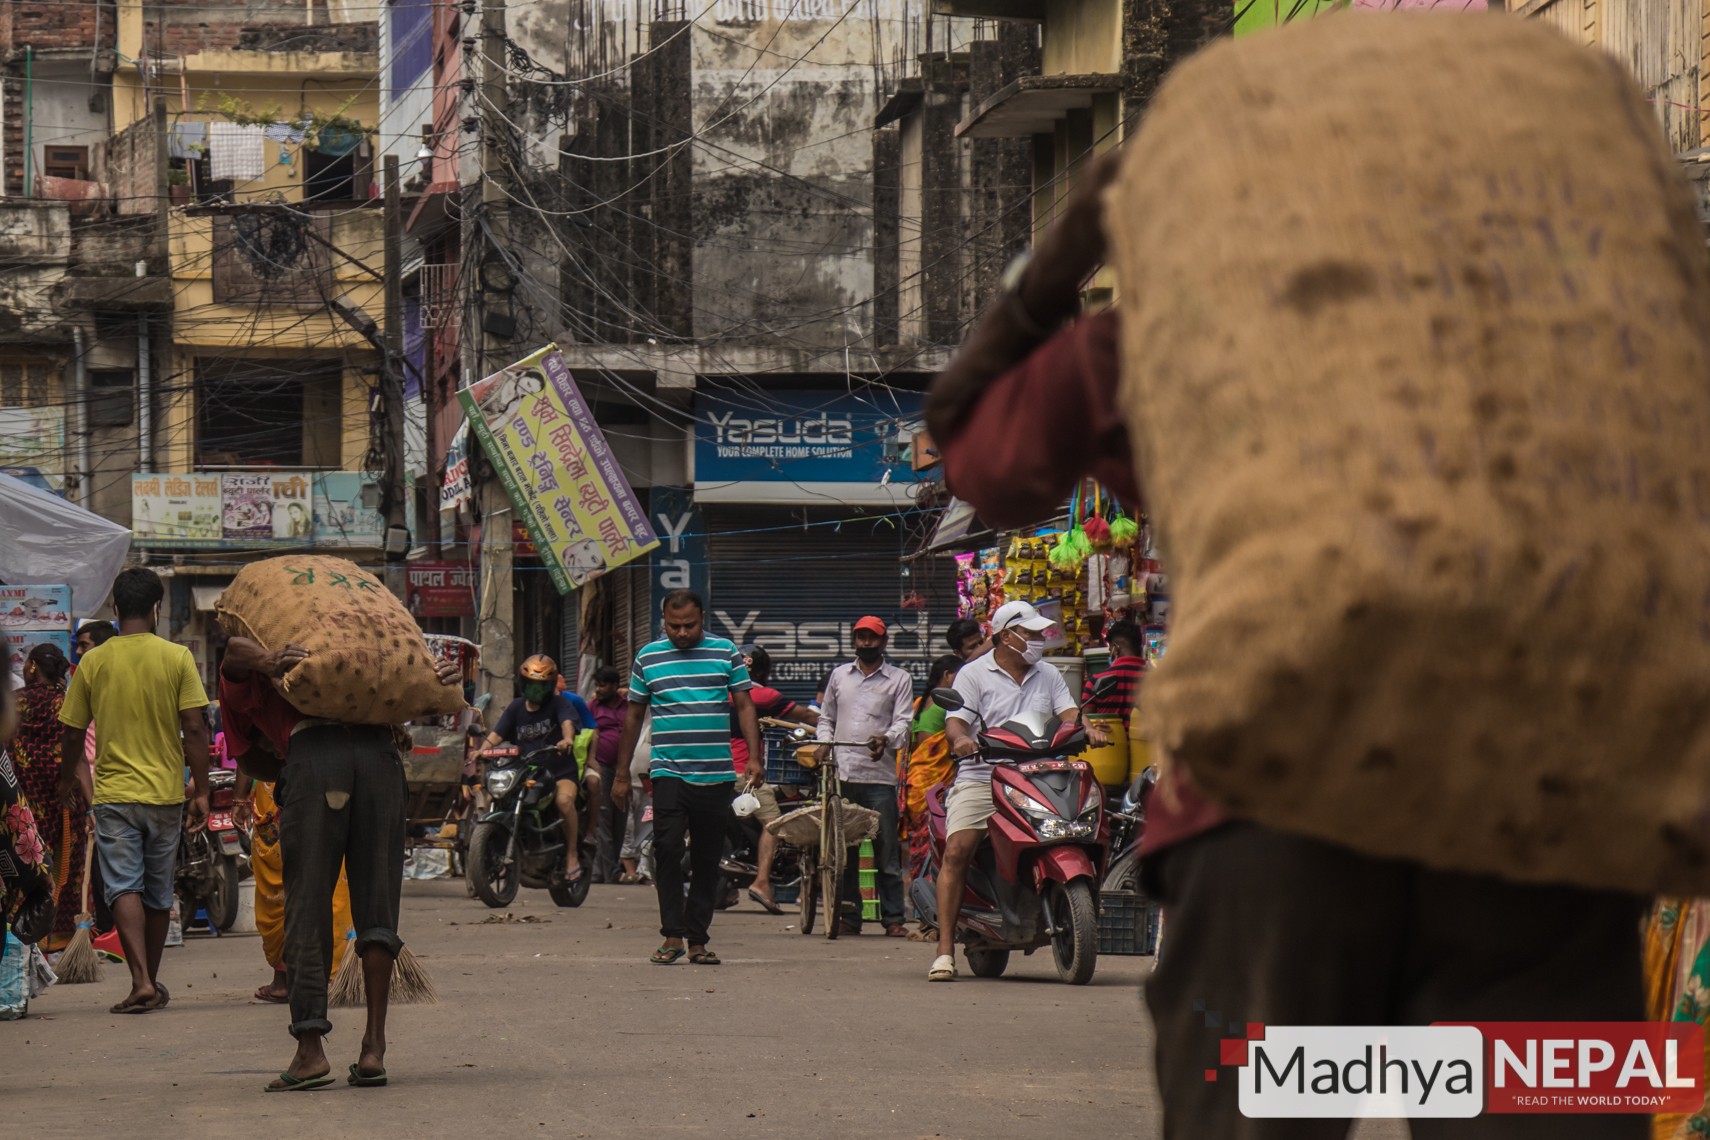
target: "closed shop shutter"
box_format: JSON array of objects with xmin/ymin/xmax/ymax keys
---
[
  {"xmin": 560, "ymin": 588, "xmax": 580, "ymax": 686},
  {"xmin": 704, "ymin": 506, "xmax": 959, "ymax": 702},
  {"xmin": 609, "ymin": 563, "xmax": 640, "ymax": 677}
]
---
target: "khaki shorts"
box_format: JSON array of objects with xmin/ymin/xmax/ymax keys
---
[
  {"xmin": 945, "ymin": 781, "xmax": 997, "ymax": 836},
  {"xmin": 753, "ymin": 783, "xmax": 782, "ymax": 823}
]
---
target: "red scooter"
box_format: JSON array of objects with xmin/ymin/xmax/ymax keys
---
[{"xmin": 911, "ymin": 685, "xmax": 1111, "ymax": 984}]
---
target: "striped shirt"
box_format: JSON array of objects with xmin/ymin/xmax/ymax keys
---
[
  {"xmin": 628, "ymin": 635, "xmax": 753, "ymax": 784},
  {"xmin": 1082, "ymin": 655, "xmax": 1145, "ymax": 718}
]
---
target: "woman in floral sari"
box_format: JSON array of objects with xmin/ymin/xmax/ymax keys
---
[
  {"xmin": 899, "ymin": 656, "xmax": 963, "ymax": 909},
  {"xmin": 1, "ymin": 654, "xmax": 52, "ymax": 961},
  {"xmin": 1645, "ymin": 899, "xmax": 1710, "ymax": 1139},
  {"xmin": 8, "ymin": 643, "xmax": 84, "ymax": 950}
]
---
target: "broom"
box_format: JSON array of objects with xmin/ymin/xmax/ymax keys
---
[
  {"xmin": 50, "ymin": 821, "xmax": 99, "ymax": 984},
  {"xmin": 328, "ymin": 931, "xmax": 439, "ymax": 1007}
]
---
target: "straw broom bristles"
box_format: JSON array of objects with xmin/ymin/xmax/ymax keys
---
[
  {"xmin": 51, "ymin": 832, "xmax": 98, "ymax": 984},
  {"xmin": 328, "ymin": 934, "xmax": 438, "ymax": 1007}
]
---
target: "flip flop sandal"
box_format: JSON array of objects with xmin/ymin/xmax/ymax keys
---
[
  {"xmin": 348, "ymin": 1063, "xmax": 389, "ymax": 1088},
  {"xmin": 747, "ymin": 888, "xmax": 784, "ymax": 915},
  {"xmin": 266, "ymin": 1072, "xmax": 335, "ymax": 1092},
  {"xmin": 650, "ymin": 945, "xmax": 687, "ymax": 965},
  {"xmin": 110, "ymin": 998, "xmax": 155, "ymax": 1015},
  {"xmin": 254, "ymin": 987, "xmax": 289, "ymax": 1004},
  {"xmin": 688, "ymin": 949, "xmax": 721, "ymax": 966},
  {"xmin": 149, "ymin": 983, "xmax": 170, "ymax": 1010}
]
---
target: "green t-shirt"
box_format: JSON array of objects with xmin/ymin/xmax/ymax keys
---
[{"xmin": 912, "ymin": 701, "xmax": 947, "ymax": 739}]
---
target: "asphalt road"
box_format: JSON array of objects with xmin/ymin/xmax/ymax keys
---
[{"xmin": 9, "ymin": 879, "xmax": 1171, "ymax": 1139}]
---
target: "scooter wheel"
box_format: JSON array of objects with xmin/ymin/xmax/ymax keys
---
[{"xmin": 965, "ymin": 947, "xmax": 1009, "ymax": 978}]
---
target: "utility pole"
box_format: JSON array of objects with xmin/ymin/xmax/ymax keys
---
[
  {"xmin": 477, "ymin": 0, "xmax": 516, "ymax": 708},
  {"xmin": 382, "ymin": 153, "xmax": 408, "ymax": 599}
]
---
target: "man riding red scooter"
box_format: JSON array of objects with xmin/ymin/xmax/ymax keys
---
[{"xmin": 916, "ymin": 601, "xmax": 1111, "ymax": 984}]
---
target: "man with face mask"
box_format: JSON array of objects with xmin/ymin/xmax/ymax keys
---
[
  {"xmin": 814, "ymin": 617, "xmax": 914, "ymax": 935},
  {"xmin": 929, "ymin": 601, "xmax": 1094, "ymax": 981},
  {"xmin": 56, "ymin": 566, "xmax": 210, "ymax": 1013},
  {"xmin": 480, "ymin": 655, "xmax": 597, "ymax": 885}
]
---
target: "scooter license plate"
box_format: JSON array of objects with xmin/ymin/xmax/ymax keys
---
[{"xmin": 208, "ymin": 811, "xmax": 234, "ymax": 830}]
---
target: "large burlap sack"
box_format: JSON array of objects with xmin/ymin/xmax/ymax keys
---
[
  {"xmin": 216, "ymin": 555, "xmax": 464, "ymax": 725},
  {"xmin": 1107, "ymin": 13, "xmax": 1710, "ymax": 893}
]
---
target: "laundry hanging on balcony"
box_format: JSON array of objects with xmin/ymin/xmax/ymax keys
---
[{"xmin": 208, "ymin": 122, "xmax": 266, "ymax": 182}]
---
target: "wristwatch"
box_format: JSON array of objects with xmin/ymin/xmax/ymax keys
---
[{"xmin": 998, "ymin": 250, "xmax": 1058, "ymax": 340}]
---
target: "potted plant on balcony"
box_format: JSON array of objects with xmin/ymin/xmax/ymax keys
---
[{"xmin": 168, "ymin": 167, "xmax": 190, "ymax": 206}]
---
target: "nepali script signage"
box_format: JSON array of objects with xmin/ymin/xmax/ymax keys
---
[{"xmin": 459, "ymin": 344, "xmax": 658, "ymax": 594}]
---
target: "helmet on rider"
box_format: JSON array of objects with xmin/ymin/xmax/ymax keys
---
[{"xmin": 518, "ymin": 654, "xmax": 559, "ymax": 706}]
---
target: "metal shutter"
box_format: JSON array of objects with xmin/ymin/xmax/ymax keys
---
[{"xmin": 704, "ymin": 506, "xmax": 959, "ymax": 702}]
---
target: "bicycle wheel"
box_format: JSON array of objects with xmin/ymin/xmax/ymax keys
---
[
  {"xmin": 798, "ymin": 852, "xmax": 818, "ymax": 935},
  {"xmin": 822, "ymin": 794, "xmax": 845, "ymax": 940}
]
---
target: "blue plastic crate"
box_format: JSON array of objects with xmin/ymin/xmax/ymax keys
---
[{"xmin": 761, "ymin": 729, "xmax": 815, "ymax": 787}]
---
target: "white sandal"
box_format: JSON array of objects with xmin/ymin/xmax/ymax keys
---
[{"xmin": 928, "ymin": 954, "xmax": 957, "ymax": 982}]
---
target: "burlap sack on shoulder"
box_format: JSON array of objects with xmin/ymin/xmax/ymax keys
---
[
  {"xmin": 216, "ymin": 555, "xmax": 464, "ymax": 725},
  {"xmin": 1107, "ymin": 13, "xmax": 1710, "ymax": 894}
]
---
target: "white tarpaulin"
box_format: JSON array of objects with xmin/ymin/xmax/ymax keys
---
[{"xmin": 0, "ymin": 473, "xmax": 132, "ymax": 616}]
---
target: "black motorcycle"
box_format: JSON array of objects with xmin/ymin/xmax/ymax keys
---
[
  {"xmin": 466, "ymin": 745, "xmax": 592, "ymax": 909},
  {"xmin": 714, "ymin": 796, "xmax": 809, "ymax": 910},
  {"xmin": 175, "ymin": 769, "xmax": 245, "ymax": 932}
]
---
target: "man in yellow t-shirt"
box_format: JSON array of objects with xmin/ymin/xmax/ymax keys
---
[{"xmin": 57, "ymin": 567, "xmax": 209, "ymax": 1016}]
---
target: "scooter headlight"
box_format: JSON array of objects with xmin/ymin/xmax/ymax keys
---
[
  {"xmin": 1002, "ymin": 784, "xmax": 1056, "ymax": 819},
  {"xmin": 486, "ymin": 768, "xmax": 519, "ymax": 798},
  {"xmin": 1037, "ymin": 817, "xmax": 1096, "ymax": 840}
]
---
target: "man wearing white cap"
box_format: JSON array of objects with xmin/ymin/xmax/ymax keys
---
[{"xmin": 929, "ymin": 600, "xmax": 1098, "ymax": 981}]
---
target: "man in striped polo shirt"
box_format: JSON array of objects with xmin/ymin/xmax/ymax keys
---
[{"xmin": 613, "ymin": 589, "xmax": 762, "ymax": 966}]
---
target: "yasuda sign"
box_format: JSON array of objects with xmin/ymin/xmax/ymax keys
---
[{"xmin": 692, "ymin": 389, "xmax": 924, "ymax": 503}]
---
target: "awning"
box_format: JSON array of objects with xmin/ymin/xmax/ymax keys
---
[
  {"xmin": 955, "ymin": 74, "xmax": 1123, "ymax": 140},
  {"xmin": 192, "ymin": 585, "xmax": 226, "ymax": 611},
  {"xmin": 0, "ymin": 473, "xmax": 132, "ymax": 616}
]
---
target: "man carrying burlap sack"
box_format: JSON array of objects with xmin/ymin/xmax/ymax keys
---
[{"xmin": 927, "ymin": 13, "xmax": 1710, "ymax": 1138}]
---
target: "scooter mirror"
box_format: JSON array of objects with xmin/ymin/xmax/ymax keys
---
[
  {"xmin": 1092, "ymin": 672, "xmax": 1122, "ymax": 699},
  {"xmin": 930, "ymin": 687, "xmax": 965, "ymax": 712}
]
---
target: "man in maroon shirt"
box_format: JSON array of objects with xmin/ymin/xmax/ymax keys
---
[
  {"xmin": 732, "ymin": 645, "xmax": 816, "ymax": 913},
  {"xmin": 927, "ymin": 148, "xmax": 1646, "ymax": 1138}
]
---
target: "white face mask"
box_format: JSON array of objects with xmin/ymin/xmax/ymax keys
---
[{"xmin": 1009, "ymin": 631, "xmax": 1046, "ymax": 666}]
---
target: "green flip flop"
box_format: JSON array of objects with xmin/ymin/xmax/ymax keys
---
[
  {"xmin": 348, "ymin": 1063, "xmax": 388, "ymax": 1088},
  {"xmin": 265, "ymin": 1072, "xmax": 335, "ymax": 1092},
  {"xmin": 649, "ymin": 945, "xmax": 686, "ymax": 965}
]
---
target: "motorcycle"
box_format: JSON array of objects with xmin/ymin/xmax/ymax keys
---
[
  {"xmin": 466, "ymin": 745, "xmax": 592, "ymax": 909},
  {"xmin": 176, "ymin": 769, "xmax": 245, "ymax": 932},
  {"xmin": 910, "ymin": 683, "xmax": 1113, "ymax": 985},
  {"xmin": 1102, "ymin": 768, "xmax": 1155, "ymax": 894}
]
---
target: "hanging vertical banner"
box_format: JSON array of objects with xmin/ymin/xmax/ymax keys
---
[
  {"xmin": 649, "ymin": 486, "xmax": 708, "ymax": 632},
  {"xmin": 459, "ymin": 344, "xmax": 659, "ymax": 594}
]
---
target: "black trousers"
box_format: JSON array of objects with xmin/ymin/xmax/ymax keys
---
[
  {"xmin": 279, "ymin": 725, "xmax": 407, "ymax": 1038},
  {"xmin": 651, "ymin": 776, "xmax": 735, "ymax": 945},
  {"xmin": 593, "ymin": 760, "xmax": 623, "ymax": 882},
  {"xmin": 1143, "ymin": 822, "xmax": 1648, "ymax": 1140}
]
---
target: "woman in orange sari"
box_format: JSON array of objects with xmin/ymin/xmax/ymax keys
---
[
  {"xmin": 899, "ymin": 656, "xmax": 962, "ymax": 916},
  {"xmin": 1644, "ymin": 899, "xmax": 1710, "ymax": 1139},
  {"xmin": 8, "ymin": 643, "xmax": 86, "ymax": 951}
]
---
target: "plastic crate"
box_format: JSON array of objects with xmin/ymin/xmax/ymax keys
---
[
  {"xmin": 1098, "ymin": 889, "xmax": 1160, "ymax": 956},
  {"xmin": 858, "ymin": 839, "xmax": 875, "ymax": 869},
  {"xmin": 859, "ymin": 869, "xmax": 877, "ymax": 892},
  {"xmin": 772, "ymin": 878, "xmax": 800, "ymax": 906},
  {"xmin": 862, "ymin": 898, "xmax": 879, "ymax": 921},
  {"xmin": 761, "ymin": 729, "xmax": 815, "ymax": 787}
]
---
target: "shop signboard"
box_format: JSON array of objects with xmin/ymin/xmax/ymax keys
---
[
  {"xmin": 131, "ymin": 472, "xmax": 399, "ymax": 549},
  {"xmin": 692, "ymin": 389, "xmax": 925, "ymax": 499},
  {"xmin": 0, "ymin": 405, "xmax": 66, "ymax": 497},
  {"xmin": 459, "ymin": 344, "xmax": 659, "ymax": 594},
  {"xmin": 648, "ymin": 486, "xmax": 708, "ymax": 629},
  {"xmin": 440, "ymin": 421, "xmax": 473, "ymax": 517},
  {"xmin": 313, "ymin": 472, "xmax": 386, "ymax": 548},
  {"xmin": 3, "ymin": 628, "xmax": 72, "ymax": 667},
  {"xmin": 407, "ymin": 561, "xmax": 477, "ymax": 619},
  {"xmin": 0, "ymin": 584, "xmax": 73, "ymax": 631}
]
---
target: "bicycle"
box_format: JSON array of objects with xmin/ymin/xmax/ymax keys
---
[{"xmin": 758, "ymin": 718, "xmax": 877, "ymax": 941}]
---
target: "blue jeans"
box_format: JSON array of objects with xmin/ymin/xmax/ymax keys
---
[
  {"xmin": 840, "ymin": 781, "xmax": 904, "ymax": 930},
  {"xmin": 93, "ymin": 803, "xmax": 182, "ymax": 911}
]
